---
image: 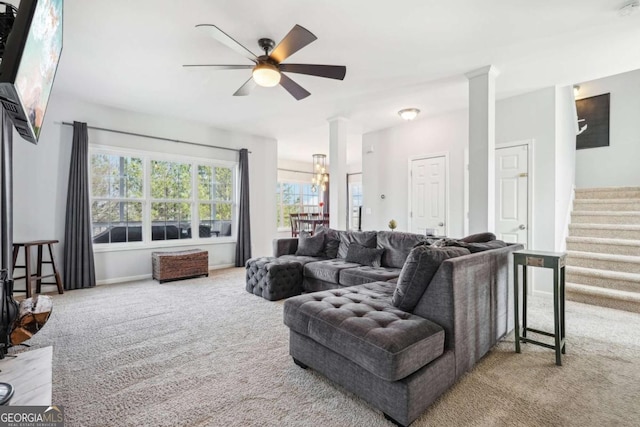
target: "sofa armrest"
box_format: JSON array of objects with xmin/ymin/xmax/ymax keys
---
[
  {"xmin": 273, "ymin": 238, "xmax": 299, "ymax": 257},
  {"xmin": 412, "ymin": 244, "xmax": 523, "ymax": 377}
]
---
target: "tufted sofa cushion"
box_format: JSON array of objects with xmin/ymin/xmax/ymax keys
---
[
  {"xmin": 284, "ymin": 284, "xmax": 445, "ymax": 381},
  {"xmin": 304, "ymin": 259, "xmax": 361, "ymax": 284},
  {"xmin": 245, "ymin": 257, "xmax": 303, "ymax": 301},
  {"xmin": 277, "ymin": 254, "xmax": 327, "ymax": 266},
  {"xmin": 339, "ymin": 265, "xmax": 402, "ymax": 287}
]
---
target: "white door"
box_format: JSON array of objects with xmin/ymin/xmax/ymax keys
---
[
  {"xmin": 495, "ymin": 145, "xmax": 528, "ymax": 246},
  {"xmin": 410, "ymin": 156, "xmax": 447, "ymax": 236}
]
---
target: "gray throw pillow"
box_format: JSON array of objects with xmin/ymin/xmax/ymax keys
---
[
  {"xmin": 295, "ymin": 231, "xmax": 325, "ymax": 257},
  {"xmin": 392, "ymin": 245, "xmax": 471, "ymax": 312},
  {"xmin": 314, "ymin": 226, "xmax": 340, "ymax": 258},
  {"xmin": 338, "ymin": 230, "xmax": 377, "ymax": 259},
  {"xmin": 460, "ymin": 232, "xmax": 496, "ymax": 243},
  {"xmin": 464, "ymin": 240, "xmax": 507, "ymax": 253},
  {"xmin": 345, "ymin": 243, "xmax": 384, "ymax": 267}
]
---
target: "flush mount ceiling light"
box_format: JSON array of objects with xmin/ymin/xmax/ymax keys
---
[
  {"xmin": 619, "ymin": 0, "xmax": 640, "ymax": 16},
  {"xmin": 252, "ymin": 62, "xmax": 281, "ymax": 87},
  {"xmin": 398, "ymin": 108, "xmax": 420, "ymax": 121}
]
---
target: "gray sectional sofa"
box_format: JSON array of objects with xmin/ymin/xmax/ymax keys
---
[
  {"xmin": 274, "ymin": 228, "xmax": 522, "ymax": 426},
  {"xmin": 274, "ymin": 229, "xmax": 432, "ymax": 292}
]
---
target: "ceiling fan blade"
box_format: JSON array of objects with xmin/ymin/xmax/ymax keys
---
[
  {"xmin": 182, "ymin": 64, "xmax": 254, "ymax": 70},
  {"xmin": 279, "ymin": 64, "xmax": 346, "ymax": 80},
  {"xmin": 195, "ymin": 24, "xmax": 257, "ymax": 63},
  {"xmin": 279, "ymin": 73, "xmax": 310, "ymax": 100},
  {"xmin": 270, "ymin": 25, "xmax": 317, "ymax": 63},
  {"xmin": 233, "ymin": 77, "xmax": 257, "ymax": 96}
]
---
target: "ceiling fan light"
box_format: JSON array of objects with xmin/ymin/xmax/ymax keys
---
[
  {"xmin": 398, "ymin": 108, "xmax": 420, "ymax": 121},
  {"xmin": 252, "ymin": 63, "xmax": 281, "ymax": 87}
]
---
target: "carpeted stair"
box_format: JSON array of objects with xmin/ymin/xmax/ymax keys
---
[{"xmin": 566, "ymin": 187, "xmax": 640, "ymax": 313}]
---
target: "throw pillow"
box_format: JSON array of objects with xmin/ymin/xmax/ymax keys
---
[
  {"xmin": 460, "ymin": 232, "xmax": 496, "ymax": 243},
  {"xmin": 464, "ymin": 240, "xmax": 508, "ymax": 253},
  {"xmin": 345, "ymin": 243, "xmax": 384, "ymax": 267},
  {"xmin": 314, "ymin": 226, "xmax": 340, "ymax": 258},
  {"xmin": 392, "ymin": 245, "xmax": 471, "ymax": 312},
  {"xmin": 295, "ymin": 231, "xmax": 325, "ymax": 257},
  {"xmin": 337, "ymin": 230, "xmax": 377, "ymax": 259}
]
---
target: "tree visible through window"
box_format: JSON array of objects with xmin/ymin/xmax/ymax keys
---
[
  {"xmin": 276, "ymin": 182, "xmax": 320, "ymax": 229},
  {"xmin": 91, "ymin": 154, "xmax": 143, "ymax": 243},
  {"xmin": 89, "ymin": 149, "xmax": 236, "ymax": 245}
]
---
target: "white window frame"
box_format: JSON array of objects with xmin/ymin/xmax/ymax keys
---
[
  {"xmin": 276, "ymin": 179, "xmax": 322, "ymax": 232},
  {"xmin": 89, "ymin": 145, "xmax": 238, "ymax": 252}
]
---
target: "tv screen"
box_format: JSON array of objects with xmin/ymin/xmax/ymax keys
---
[{"xmin": 0, "ymin": 0, "xmax": 62, "ymax": 144}]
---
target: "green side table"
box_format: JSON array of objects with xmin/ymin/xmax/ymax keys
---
[{"xmin": 513, "ymin": 250, "xmax": 567, "ymax": 366}]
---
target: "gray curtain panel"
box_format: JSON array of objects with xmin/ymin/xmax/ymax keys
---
[
  {"xmin": 235, "ymin": 148, "xmax": 252, "ymax": 266},
  {"xmin": 63, "ymin": 122, "xmax": 96, "ymax": 289}
]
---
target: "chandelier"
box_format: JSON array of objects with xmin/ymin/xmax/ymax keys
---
[{"xmin": 311, "ymin": 154, "xmax": 328, "ymax": 192}]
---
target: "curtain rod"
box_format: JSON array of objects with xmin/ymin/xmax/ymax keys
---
[
  {"xmin": 278, "ymin": 168, "xmax": 314, "ymax": 175},
  {"xmin": 59, "ymin": 121, "xmax": 250, "ymax": 154}
]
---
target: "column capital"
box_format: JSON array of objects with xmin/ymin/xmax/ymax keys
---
[
  {"xmin": 465, "ymin": 65, "xmax": 500, "ymax": 80},
  {"xmin": 327, "ymin": 116, "xmax": 350, "ymax": 125}
]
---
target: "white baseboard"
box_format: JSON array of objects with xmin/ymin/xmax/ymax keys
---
[
  {"xmin": 209, "ymin": 263, "xmax": 236, "ymax": 270},
  {"xmin": 96, "ymin": 264, "xmax": 238, "ymax": 286},
  {"xmin": 97, "ymin": 274, "xmax": 152, "ymax": 286}
]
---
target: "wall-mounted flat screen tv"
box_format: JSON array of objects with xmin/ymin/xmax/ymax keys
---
[{"xmin": 0, "ymin": 0, "xmax": 63, "ymax": 144}]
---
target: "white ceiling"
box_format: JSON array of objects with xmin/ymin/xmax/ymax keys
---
[{"xmin": 50, "ymin": 1, "xmax": 640, "ymax": 162}]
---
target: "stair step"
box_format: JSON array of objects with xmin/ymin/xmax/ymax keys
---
[
  {"xmin": 573, "ymin": 199, "xmax": 640, "ymax": 211},
  {"xmin": 566, "ymin": 282, "xmax": 640, "ymax": 314},
  {"xmin": 566, "ymin": 251, "xmax": 640, "ymax": 274},
  {"xmin": 568, "ymin": 224, "xmax": 640, "ymax": 240},
  {"xmin": 575, "ymin": 187, "xmax": 640, "ymax": 199},
  {"xmin": 566, "ymin": 237, "xmax": 640, "ymax": 256},
  {"xmin": 565, "ymin": 266, "xmax": 640, "ymax": 293},
  {"xmin": 571, "ymin": 211, "xmax": 640, "ymax": 225}
]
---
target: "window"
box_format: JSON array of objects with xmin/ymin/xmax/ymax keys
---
[
  {"xmin": 348, "ymin": 174, "xmax": 363, "ymax": 231},
  {"xmin": 276, "ymin": 182, "xmax": 321, "ymax": 229},
  {"xmin": 91, "ymin": 154, "xmax": 144, "ymax": 243},
  {"xmin": 89, "ymin": 147, "xmax": 237, "ymax": 247}
]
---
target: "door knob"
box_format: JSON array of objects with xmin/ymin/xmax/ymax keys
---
[
  {"xmin": 438, "ymin": 222, "xmax": 444, "ymax": 227},
  {"xmin": 519, "ymin": 224, "xmax": 526, "ymax": 230}
]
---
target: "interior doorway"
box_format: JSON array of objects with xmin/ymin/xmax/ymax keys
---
[
  {"xmin": 495, "ymin": 142, "xmax": 531, "ymax": 247},
  {"xmin": 409, "ymin": 154, "xmax": 448, "ymax": 236}
]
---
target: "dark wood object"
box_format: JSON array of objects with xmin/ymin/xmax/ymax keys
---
[
  {"xmin": 152, "ymin": 249, "xmax": 209, "ymax": 283},
  {"xmin": 10, "ymin": 295, "xmax": 52, "ymax": 346},
  {"xmin": 12, "ymin": 240, "xmax": 64, "ymax": 298}
]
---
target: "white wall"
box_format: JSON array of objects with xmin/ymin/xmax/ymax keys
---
[
  {"xmin": 11, "ymin": 93, "xmax": 277, "ymax": 284},
  {"xmin": 496, "ymin": 87, "xmax": 557, "ymax": 254},
  {"xmin": 555, "ymin": 85, "xmax": 578, "ymax": 251},
  {"xmin": 575, "ymin": 68, "xmax": 640, "ymax": 188},
  {"xmin": 362, "ymin": 86, "xmax": 576, "ymax": 294},
  {"xmin": 362, "ymin": 110, "xmax": 468, "ymax": 236}
]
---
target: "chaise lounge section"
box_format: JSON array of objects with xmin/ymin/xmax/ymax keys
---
[{"xmin": 282, "ymin": 234, "xmax": 521, "ymax": 426}]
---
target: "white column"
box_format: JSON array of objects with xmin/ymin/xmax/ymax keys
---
[
  {"xmin": 465, "ymin": 65, "xmax": 499, "ymax": 234},
  {"xmin": 329, "ymin": 117, "xmax": 348, "ymax": 230}
]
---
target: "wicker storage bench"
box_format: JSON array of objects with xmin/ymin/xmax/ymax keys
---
[{"xmin": 152, "ymin": 249, "xmax": 209, "ymax": 283}]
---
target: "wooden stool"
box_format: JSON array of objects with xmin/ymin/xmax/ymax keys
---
[{"xmin": 12, "ymin": 240, "xmax": 64, "ymax": 298}]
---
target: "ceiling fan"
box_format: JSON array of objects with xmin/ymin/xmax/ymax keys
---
[{"xmin": 183, "ymin": 24, "xmax": 347, "ymax": 100}]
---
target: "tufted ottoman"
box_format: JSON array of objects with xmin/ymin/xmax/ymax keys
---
[{"xmin": 245, "ymin": 257, "xmax": 303, "ymax": 301}]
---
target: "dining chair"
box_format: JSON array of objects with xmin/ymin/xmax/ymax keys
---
[{"xmin": 290, "ymin": 213, "xmax": 300, "ymax": 237}]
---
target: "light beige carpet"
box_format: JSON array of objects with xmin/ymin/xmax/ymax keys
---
[{"xmin": 18, "ymin": 268, "xmax": 640, "ymax": 426}]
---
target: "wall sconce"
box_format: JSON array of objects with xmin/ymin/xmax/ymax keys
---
[{"xmin": 573, "ymin": 85, "xmax": 580, "ymax": 98}]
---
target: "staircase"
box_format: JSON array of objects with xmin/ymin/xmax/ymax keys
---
[{"xmin": 566, "ymin": 187, "xmax": 640, "ymax": 313}]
